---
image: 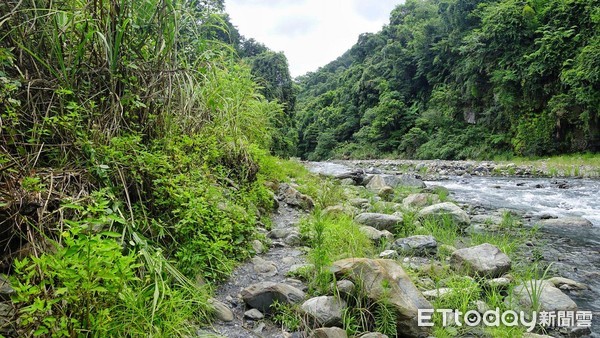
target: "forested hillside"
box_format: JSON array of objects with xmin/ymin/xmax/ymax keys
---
[
  {"xmin": 295, "ymin": 0, "xmax": 600, "ymax": 160},
  {"xmin": 0, "ymin": 0, "xmax": 295, "ymax": 335}
]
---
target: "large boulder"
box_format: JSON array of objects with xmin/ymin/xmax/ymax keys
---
[
  {"xmin": 417, "ymin": 202, "xmax": 470, "ymax": 228},
  {"xmin": 539, "ymin": 217, "xmax": 593, "ymax": 228},
  {"xmin": 391, "ymin": 235, "xmax": 438, "ymax": 256},
  {"xmin": 301, "ymin": 296, "xmax": 347, "ymax": 327},
  {"xmin": 278, "ymin": 183, "xmax": 314, "ymax": 210},
  {"xmin": 241, "ymin": 282, "xmax": 305, "ymax": 313},
  {"xmin": 354, "ymin": 213, "xmax": 403, "ymax": 232},
  {"xmin": 366, "ymin": 174, "xmax": 425, "ymax": 193},
  {"xmin": 450, "ymin": 243, "xmax": 511, "ymax": 278},
  {"xmin": 510, "ymin": 280, "xmax": 577, "ymax": 312},
  {"xmin": 402, "ymin": 193, "xmax": 440, "ymax": 209},
  {"xmin": 331, "ymin": 258, "xmax": 432, "ymax": 338}
]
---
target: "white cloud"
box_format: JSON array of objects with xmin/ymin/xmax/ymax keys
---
[{"xmin": 225, "ymin": 0, "xmax": 403, "ymax": 77}]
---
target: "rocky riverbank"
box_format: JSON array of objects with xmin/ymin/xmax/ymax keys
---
[
  {"xmin": 205, "ymin": 161, "xmax": 596, "ymax": 337},
  {"xmin": 323, "ymin": 159, "xmax": 600, "ymax": 180}
]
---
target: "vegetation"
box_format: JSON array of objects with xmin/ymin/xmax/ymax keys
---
[
  {"xmin": 295, "ymin": 0, "xmax": 600, "ymax": 160},
  {"xmin": 0, "ymin": 0, "xmax": 294, "ymax": 335}
]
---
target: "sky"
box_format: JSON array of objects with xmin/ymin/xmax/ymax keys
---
[{"xmin": 225, "ymin": 0, "xmax": 402, "ymax": 78}]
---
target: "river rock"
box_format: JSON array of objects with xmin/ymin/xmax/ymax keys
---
[
  {"xmin": 539, "ymin": 217, "xmax": 593, "ymax": 228},
  {"xmin": 336, "ymin": 280, "xmax": 355, "ymax": 295},
  {"xmin": 417, "ymin": 202, "xmax": 470, "ymax": 228},
  {"xmin": 331, "ymin": 258, "xmax": 432, "ymax": 337},
  {"xmin": 470, "ymin": 214, "xmax": 503, "ymax": 231},
  {"xmin": 547, "ymin": 277, "xmax": 588, "ymax": 291},
  {"xmin": 301, "ymin": 296, "xmax": 347, "ymax": 327},
  {"xmin": 379, "ymin": 250, "xmax": 399, "ymax": 259},
  {"xmin": 367, "ymin": 174, "xmax": 426, "ymax": 191},
  {"xmin": 278, "ymin": 183, "xmax": 314, "ymax": 210},
  {"xmin": 252, "ymin": 257, "xmax": 278, "ymax": 277},
  {"xmin": 422, "ymin": 288, "xmax": 453, "ymax": 300},
  {"xmin": 244, "ymin": 308, "xmax": 264, "ymax": 320},
  {"xmin": 209, "ymin": 298, "xmax": 234, "ymax": 322},
  {"xmin": 510, "ymin": 280, "xmax": 577, "ymax": 312},
  {"xmin": 359, "ymin": 226, "xmax": 394, "ymax": 244},
  {"xmin": 360, "ymin": 333, "xmax": 389, "ymax": 338},
  {"xmin": 349, "ymin": 198, "xmax": 370, "ymax": 208},
  {"xmin": 391, "ymin": 235, "xmax": 437, "ymax": 256},
  {"xmin": 402, "ymin": 193, "xmax": 440, "ymax": 208},
  {"xmin": 241, "ymin": 282, "xmax": 305, "ymax": 313},
  {"xmin": 354, "ymin": 213, "xmax": 403, "ymax": 231},
  {"xmin": 311, "ymin": 327, "xmax": 348, "ymax": 338},
  {"xmin": 450, "ymin": 243, "xmax": 511, "ymax": 278}
]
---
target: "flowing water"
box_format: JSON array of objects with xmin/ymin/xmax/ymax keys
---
[{"xmin": 427, "ymin": 176, "xmax": 600, "ymax": 335}]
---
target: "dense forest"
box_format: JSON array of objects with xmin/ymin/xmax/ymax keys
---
[{"xmin": 295, "ymin": 0, "xmax": 600, "ymax": 160}]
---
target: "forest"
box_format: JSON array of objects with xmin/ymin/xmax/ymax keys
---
[{"xmin": 295, "ymin": 0, "xmax": 600, "ymax": 160}]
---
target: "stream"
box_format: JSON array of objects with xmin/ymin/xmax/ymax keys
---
[{"xmin": 427, "ymin": 176, "xmax": 600, "ymax": 336}]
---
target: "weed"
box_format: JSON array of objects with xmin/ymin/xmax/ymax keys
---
[{"xmin": 270, "ymin": 300, "xmax": 303, "ymax": 332}]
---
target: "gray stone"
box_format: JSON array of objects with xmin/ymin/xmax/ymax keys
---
[
  {"xmin": 511, "ymin": 280, "xmax": 577, "ymax": 312},
  {"xmin": 301, "ymin": 296, "xmax": 347, "ymax": 326},
  {"xmin": 539, "ymin": 217, "xmax": 593, "ymax": 228},
  {"xmin": 252, "ymin": 257, "xmax": 278, "ymax": 277},
  {"xmin": 402, "ymin": 193, "xmax": 440, "ymax": 209},
  {"xmin": 241, "ymin": 282, "xmax": 305, "ymax": 313},
  {"xmin": 251, "ymin": 240, "xmax": 265, "ymax": 254},
  {"xmin": 209, "ymin": 299, "xmax": 234, "ymax": 322},
  {"xmin": 359, "ymin": 226, "xmax": 394, "ymax": 244},
  {"xmin": 379, "ymin": 250, "xmax": 399, "ymax": 259},
  {"xmin": 417, "ymin": 202, "xmax": 470, "ymax": 228},
  {"xmin": 354, "ymin": 213, "xmax": 403, "ymax": 231},
  {"xmin": 470, "ymin": 214, "xmax": 503, "ymax": 231},
  {"xmin": 422, "ymin": 288, "xmax": 453, "ymax": 300},
  {"xmin": 547, "ymin": 277, "xmax": 588, "ymax": 291},
  {"xmin": 392, "ymin": 235, "xmax": 437, "ymax": 256},
  {"xmin": 278, "ymin": 183, "xmax": 314, "ymax": 210},
  {"xmin": 332, "ymin": 258, "xmax": 432, "ymax": 338},
  {"xmin": 349, "ymin": 198, "xmax": 370, "ymax": 208},
  {"xmin": 336, "ymin": 280, "xmax": 355, "ymax": 295},
  {"xmin": 450, "ymin": 243, "xmax": 511, "ymax": 278},
  {"xmin": 522, "ymin": 333, "xmax": 554, "ymax": 338},
  {"xmin": 244, "ymin": 308, "xmax": 264, "ymax": 320},
  {"xmin": 367, "ymin": 174, "xmax": 425, "ymax": 192},
  {"xmin": 378, "ymin": 186, "xmax": 395, "ymax": 200},
  {"xmin": 360, "ymin": 333, "xmax": 388, "ymax": 338},
  {"xmin": 486, "ymin": 277, "xmax": 512, "ymax": 289},
  {"xmin": 310, "ymin": 327, "xmax": 348, "ymax": 338}
]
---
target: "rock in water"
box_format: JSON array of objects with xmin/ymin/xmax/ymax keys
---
[
  {"xmin": 354, "ymin": 213, "xmax": 403, "ymax": 232},
  {"xmin": 510, "ymin": 280, "xmax": 577, "ymax": 312},
  {"xmin": 417, "ymin": 202, "xmax": 470, "ymax": 228},
  {"xmin": 450, "ymin": 243, "xmax": 511, "ymax": 278},
  {"xmin": 241, "ymin": 282, "xmax": 305, "ymax": 313},
  {"xmin": 539, "ymin": 217, "xmax": 593, "ymax": 228},
  {"xmin": 392, "ymin": 235, "xmax": 438, "ymax": 256},
  {"xmin": 331, "ymin": 258, "xmax": 432, "ymax": 338},
  {"xmin": 301, "ymin": 296, "xmax": 347, "ymax": 327}
]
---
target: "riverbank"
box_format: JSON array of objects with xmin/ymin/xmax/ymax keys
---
[
  {"xmin": 332, "ymin": 155, "xmax": 600, "ymax": 179},
  {"xmin": 204, "ymin": 160, "xmax": 597, "ymax": 337}
]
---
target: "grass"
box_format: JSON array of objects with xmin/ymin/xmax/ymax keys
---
[{"xmin": 500, "ymin": 153, "xmax": 600, "ymax": 177}]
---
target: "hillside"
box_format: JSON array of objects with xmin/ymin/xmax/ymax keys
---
[{"xmin": 295, "ymin": 0, "xmax": 600, "ymax": 160}]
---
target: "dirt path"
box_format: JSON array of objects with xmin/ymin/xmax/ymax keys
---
[{"xmin": 206, "ymin": 203, "xmax": 309, "ymax": 338}]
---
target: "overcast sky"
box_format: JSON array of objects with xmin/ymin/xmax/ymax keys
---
[{"xmin": 225, "ymin": 0, "xmax": 402, "ymax": 77}]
